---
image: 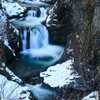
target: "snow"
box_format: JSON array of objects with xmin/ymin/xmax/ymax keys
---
[
  {"xmin": 53, "ymin": 19, "xmax": 57, "ymax": 21},
  {"xmin": 40, "ymin": 59, "xmax": 80, "ymax": 87},
  {"xmin": 3, "ymin": 1, "xmax": 26, "ymax": 16},
  {"xmin": 46, "ymin": 1, "xmax": 58, "ymax": 27},
  {"xmin": 76, "ymin": 34, "xmax": 79, "ymax": 38},
  {"xmin": 6, "ymin": 67, "xmax": 22, "ymax": 83},
  {"xmin": 17, "ymin": 0, "xmax": 50, "ymax": 6},
  {"xmin": 2, "ymin": 62, "xmax": 5, "ymax": 67},
  {"xmin": 82, "ymin": 91, "xmax": 99, "ymax": 100},
  {"xmin": 4, "ymin": 39, "xmax": 16, "ymax": 56},
  {"xmin": 46, "ymin": 15, "xmax": 51, "ymax": 26},
  {"xmin": 11, "ymin": 24, "xmax": 19, "ymax": 35},
  {"xmin": 1, "ymin": 62, "xmax": 22, "ymax": 83},
  {"xmin": 0, "ymin": 75, "xmax": 30, "ymax": 100},
  {"xmin": 66, "ymin": 48, "xmax": 74, "ymax": 54},
  {"xmin": 0, "ymin": 10, "xmax": 7, "ymax": 23}
]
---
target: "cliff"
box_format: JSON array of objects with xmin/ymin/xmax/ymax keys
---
[{"xmin": 46, "ymin": 0, "xmax": 100, "ymax": 99}]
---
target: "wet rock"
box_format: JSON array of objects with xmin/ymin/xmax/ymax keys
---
[
  {"xmin": 46, "ymin": 0, "xmax": 71, "ymax": 45},
  {"xmin": 0, "ymin": 6, "xmax": 20, "ymax": 66}
]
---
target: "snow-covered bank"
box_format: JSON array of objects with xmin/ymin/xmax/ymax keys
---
[
  {"xmin": 40, "ymin": 59, "xmax": 80, "ymax": 87},
  {"xmin": 0, "ymin": 62, "xmax": 22, "ymax": 83},
  {"xmin": 3, "ymin": 1, "xmax": 26, "ymax": 17},
  {"xmin": 0, "ymin": 75, "xmax": 30, "ymax": 100},
  {"xmin": 82, "ymin": 91, "xmax": 99, "ymax": 100}
]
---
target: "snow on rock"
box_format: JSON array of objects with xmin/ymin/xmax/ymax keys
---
[
  {"xmin": 46, "ymin": 1, "xmax": 58, "ymax": 27},
  {"xmin": 10, "ymin": 24, "xmax": 19, "ymax": 35},
  {"xmin": 3, "ymin": 1, "xmax": 26, "ymax": 17},
  {"xmin": 0, "ymin": 75, "xmax": 30, "ymax": 100},
  {"xmin": 0, "ymin": 62, "xmax": 22, "ymax": 83},
  {"xmin": 6, "ymin": 67, "xmax": 22, "ymax": 83},
  {"xmin": 82, "ymin": 91, "xmax": 99, "ymax": 100},
  {"xmin": 0, "ymin": 9, "xmax": 7, "ymax": 40},
  {"xmin": 17, "ymin": 0, "xmax": 50, "ymax": 6},
  {"xmin": 66, "ymin": 47, "xmax": 74, "ymax": 54},
  {"xmin": 40, "ymin": 59, "xmax": 80, "ymax": 87},
  {"xmin": 4, "ymin": 39, "xmax": 16, "ymax": 56}
]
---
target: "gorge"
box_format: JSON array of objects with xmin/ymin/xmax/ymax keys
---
[{"xmin": 0, "ymin": 0, "xmax": 100, "ymax": 100}]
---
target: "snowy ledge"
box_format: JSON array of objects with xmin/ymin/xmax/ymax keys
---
[
  {"xmin": 82, "ymin": 91, "xmax": 99, "ymax": 100},
  {"xmin": 40, "ymin": 59, "xmax": 80, "ymax": 87},
  {"xmin": 3, "ymin": 1, "xmax": 26, "ymax": 17},
  {"xmin": 0, "ymin": 75, "xmax": 30, "ymax": 100},
  {"xmin": 1, "ymin": 62, "xmax": 22, "ymax": 83}
]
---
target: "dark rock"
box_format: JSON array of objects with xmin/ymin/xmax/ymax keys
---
[{"xmin": 0, "ymin": 7, "xmax": 20, "ymax": 66}]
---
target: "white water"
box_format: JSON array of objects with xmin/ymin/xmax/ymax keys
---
[
  {"xmin": 40, "ymin": 7, "xmax": 47, "ymax": 18},
  {"xmin": 25, "ymin": 10, "xmax": 37, "ymax": 20},
  {"xmin": 10, "ymin": 5, "xmax": 64, "ymax": 100},
  {"xmin": 26, "ymin": 83, "xmax": 55, "ymax": 100},
  {"xmin": 19, "ymin": 7, "xmax": 64, "ymax": 61},
  {"xmin": 11, "ymin": 7, "xmax": 48, "ymax": 27},
  {"xmin": 20, "ymin": 29, "xmax": 27, "ymax": 50},
  {"xmin": 29, "ymin": 25, "xmax": 49, "ymax": 49}
]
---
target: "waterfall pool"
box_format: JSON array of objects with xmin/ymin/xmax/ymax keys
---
[{"xmin": 9, "ymin": 4, "xmax": 64, "ymax": 100}]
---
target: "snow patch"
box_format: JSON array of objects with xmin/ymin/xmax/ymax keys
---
[
  {"xmin": 3, "ymin": 1, "xmax": 26, "ymax": 17},
  {"xmin": 0, "ymin": 75, "xmax": 30, "ymax": 100},
  {"xmin": 40, "ymin": 59, "xmax": 80, "ymax": 87},
  {"xmin": 0, "ymin": 62, "xmax": 22, "ymax": 83},
  {"xmin": 10, "ymin": 24, "xmax": 19, "ymax": 35},
  {"xmin": 6, "ymin": 67, "xmax": 22, "ymax": 83},
  {"xmin": 66, "ymin": 47, "xmax": 74, "ymax": 54},
  {"xmin": 82, "ymin": 91, "xmax": 99, "ymax": 100},
  {"xmin": 4, "ymin": 39, "xmax": 16, "ymax": 56},
  {"xmin": 76, "ymin": 34, "xmax": 79, "ymax": 38},
  {"xmin": 46, "ymin": 1, "xmax": 58, "ymax": 27},
  {"xmin": 2, "ymin": 62, "xmax": 5, "ymax": 67}
]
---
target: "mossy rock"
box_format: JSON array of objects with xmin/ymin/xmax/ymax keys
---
[{"xmin": 82, "ymin": 0, "xmax": 94, "ymax": 13}]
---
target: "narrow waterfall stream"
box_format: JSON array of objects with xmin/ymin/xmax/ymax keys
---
[{"xmin": 10, "ymin": 3, "xmax": 64, "ymax": 100}]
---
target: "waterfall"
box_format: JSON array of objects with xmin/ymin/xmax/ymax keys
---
[
  {"xmin": 25, "ymin": 83, "xmax": 56, "ymax": 100},
  {"xmin": 21, "ymin": 29, "xmax": 27, "ymax": 51},
  {"xmin": 19, "ymin": 6, "xmax": 63, "ymax": 60},
  {"xmin": 30, "ymin": 25, "xmax": 49, "ymax": 49},
  {"xmin": 21, "ymin": 7, "xmax": 49, "ymax": 50},
  {"xmin": 25, "ymin": 10, "xmax": 37, "ymax": 20},
  {"xmin": 40, "ymin": 7, "xmax": 47, "ymax": 18},
  {"xmin": 21, "ymin": 25, "xmax": 49, "ymax": 50},
  {"xmin": 10, "ymin": 3, "xmax": 64, "ymax": 100}
]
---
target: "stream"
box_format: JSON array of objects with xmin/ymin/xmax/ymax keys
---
[{"xmin": 9, "ymin": 1, "xmax": 64, "ymax": 100}]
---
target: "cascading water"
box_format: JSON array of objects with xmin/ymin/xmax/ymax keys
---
[
  {"xmin": 40, "ymin": 7, "xmax": 47, "ymax": 18},
  {"xmin": 21, "ymin": 29, "xmax": 27, "ymax": 50},
  {"xmin": 21, "ymin": 25, "xmax": 49, "ymax": 50},
  {"xmin": 29, "ymin": 25, "xmax": 49, "ymax": 49},
  {"xmin": 25, "ymin": 10, "xmax": 37, "ymax": 20},
  {"xmin": 14, "ymin": 6, "xmax": 64, "ymax": 64},
  {"xmin": 10, "ymin": 5, "xmax": 64, "ymax": 100}
]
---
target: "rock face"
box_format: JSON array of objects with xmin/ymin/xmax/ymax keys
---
[
  {"xmin": 0, "ymin": 4, "xmax": 20, "ymax": 67},
  {"xmin": 46, "ymin": 0, "xmax": 71, "ymax": 45},
  {"xmin": 47, "ymin": 0, "xmax": 100, "ymax": 96}
]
